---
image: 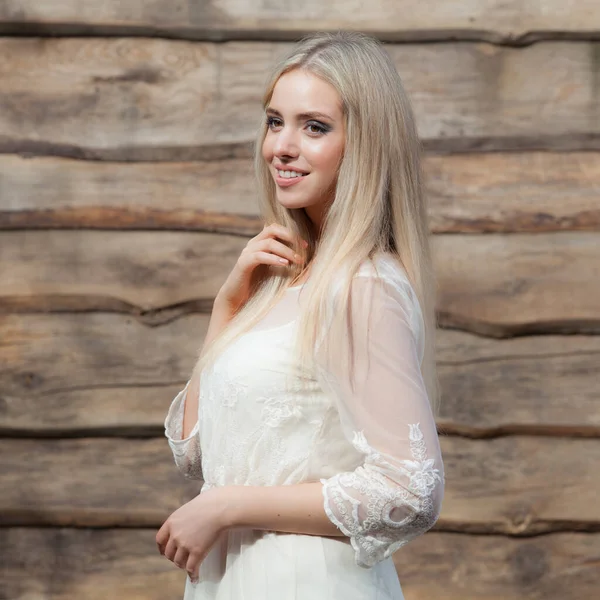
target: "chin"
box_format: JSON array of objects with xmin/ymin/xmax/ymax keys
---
[
  {"xmin": 274, "ymin": 189, "xmax": 308, "ymax": 204},
  {"xmin": 276, "ymin": 198, "xmax": 310, "ymax": 210}
]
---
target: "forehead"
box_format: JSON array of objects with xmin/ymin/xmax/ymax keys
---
[{"xmin": 269, "ymin": 69, "xmax": 342, "ymax": 118}]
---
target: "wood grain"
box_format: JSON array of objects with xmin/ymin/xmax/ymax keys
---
[
  {"xmin": 439, "ymin": 436, "xmax": 600, "ymax": 535},
  {"xmin": 393, "ymin": 531, "xmax": 600, "ymax": 600},
  {"xmin": 0, "ymin": 155, "xmax": 262, "ymax": 234},
  {"xmin": 1, "ymin": 230, "xmax": 598, "ymax": 334},
  {"xmin": 0, "ymin": 313, "xmax": 210, "ymax": 436},
  {"xmin": 1, "ymin": 39, "xmax": 599, "ymax": 161},
  {"xmin": 425, "ymin": 151, "xmax": 600, "ymax": 233},
  {"xmin": 1, "ymin": 313, "xmax": 598, "ymax": 437},
  {"xmin": 1, "ymin": 151, "xmax": 599, "ymax": 233},
  {"xmin": 0, "ymin": 527, "xmax": 184, "ymax": 600},
  {"xmin": 432, "ymin": 231, "xmax": 600, "ymax": 335},
  {"xmin": 0, "ymin": 434, "xmax": 598, "ymax": 533},
  {"xmin": 0, "ymin": 230, "xmax": 246, "ymax": 314},
  {"xmin": 0, "ymin": 437, "xmax": 201, "ymax": 526},
  {"xmin": 2, "ymin": 528, "xmax": 598, "ymax": 600},
  {"xmin": 436, "ymin": 329, "xmax": 600, "ymax": 437},
  {"xmin": 1, "ymin": 1, "xmax": 599, "ymax": 43}
]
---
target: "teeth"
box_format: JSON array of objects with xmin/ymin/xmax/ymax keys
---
[{"xmin": 277, "ymin": 169, "xmax": 305, "ymax": 179}]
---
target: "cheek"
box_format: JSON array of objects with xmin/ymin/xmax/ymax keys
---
[
  {"xmin": 307, "ymin": 139, "xmax": 344, "ymax": 176},
  {"xmin": 261, "ymin": 136, "xmax": 273, "ymax": 161}
]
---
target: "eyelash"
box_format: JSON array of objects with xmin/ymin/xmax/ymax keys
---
[{"xmin": 265, "ymin": 116, "xmax": 329, "ymax": 135}]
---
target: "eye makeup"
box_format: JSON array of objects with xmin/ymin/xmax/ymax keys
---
[{"xmin": 266, "ymin": 116, "xmax": 331, "ymax": 136}]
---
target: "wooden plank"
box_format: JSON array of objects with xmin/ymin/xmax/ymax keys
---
[
  {"xmin": 436, "ymin": 329, "xmax": 600, "ymax": 437},
  {"xmin": 432, "ymin": 231, "xmax": 600, "ymax": 335},
  {"xmin": 426, "ymin": 151, "xmax": 600, "ymax": 233},
  {"xmin": 393, "ymin": 531, "xmax": 600, "ymax": 599},
  {"xmin": 439, "ymin": 436, "xmax": 600, "ymax": 535},
  {"xmin": 1, "ymin": 529, "xmax": 598, "ymax": 600},
  {"xmin": 1, "ymin": 230, "xmax": 599, "ymax": 334},
  {"xmin": 0, "ymin": 155, "xmax": 261, "ymax": 235},
  {"xmin": 0, "ymin": 438, "xmax": 201, "ymax": 526},
  {"xmin": 1, "ymin": 151, "xmax": 599, "ymax": 234},
  {"xmin": 0, "ymin": 527, "xmax": 183, "ymax": 600},
  {"xmin": 1, "ymin": 313, "xmax": 599, "ymax": 437},
  {"xmin": 0, "ymin": 313, "xmax": 211, "ymax": 436},
  {"xmin": 1, "ymin": 39, "xmax": 599, "ymax": 161},
  {"xmin": 1, "ymin": 1, "xmax": 599, "ymax": 43},
  {"xmin": 1, "ymin": 435, "xmax": 599, "ymax": 532},
  {"xmin": 0, "ymin": 230, "xmax": 246, "ymax": 313}
]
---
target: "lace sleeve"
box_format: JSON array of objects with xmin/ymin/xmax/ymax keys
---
[
  {"xmin": 315, "ymin": 269, "xmax": 445, "ymax": 568},
  {"xmin": 164, "ymin": 377, "xmax": 204, "ymax": 481}
]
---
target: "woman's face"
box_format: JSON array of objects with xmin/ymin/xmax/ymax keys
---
[{"xmin": 262, "ymin": 69, "xmax": 345, "ymax": 230}]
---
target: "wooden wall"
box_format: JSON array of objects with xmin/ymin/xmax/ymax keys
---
[{"xmin": 1, "ymin": 3, "xmax": 599, "ymax": 599}]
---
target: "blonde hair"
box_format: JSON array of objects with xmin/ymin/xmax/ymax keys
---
[{"xmin": 191, "ymin": 31, "xmax": 441, "ymax": 417}]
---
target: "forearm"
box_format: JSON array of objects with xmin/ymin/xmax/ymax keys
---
[{"xmin": 220, "ymin": 482, "xmax": 346, "ymax": 538}]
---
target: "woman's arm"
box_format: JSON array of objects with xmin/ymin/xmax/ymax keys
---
[{"xmin": 218, "ymin": 482, "xmax": 344, "ymax": 537}]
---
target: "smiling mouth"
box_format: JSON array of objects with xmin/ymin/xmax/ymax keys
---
[
  {"xmin": 273, "ymin": 170, "xmax": 308, "ymax": 188},
  {"xmin": 275, "ymin": 169, "xmax": 308, "ymax": 179}
]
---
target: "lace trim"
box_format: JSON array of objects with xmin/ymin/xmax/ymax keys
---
[
  {"xmin": 320, "ymin": 422, "xmax": 444, "ymax": 568},
  {"xmin": 164, "ymin": 382, "xmax": 204, "ymax": 481}
]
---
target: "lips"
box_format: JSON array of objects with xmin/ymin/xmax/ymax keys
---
[
  {"xmin": 272, "ymin": 166, "xmax": 309, "ymax": 188},
  {"xmin": 274, "ymin": 165, "xmax": 309, "ymax": 175},
  {"xmin": 274, "ymin": 171, "xmax": 307, "ymax": 187}
]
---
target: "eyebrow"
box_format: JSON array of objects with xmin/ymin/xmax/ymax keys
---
[{"xmin": 265, "ymin": 107, "xmax": 336, "ymax": 122}]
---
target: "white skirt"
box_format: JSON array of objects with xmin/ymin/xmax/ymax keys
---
[{"xmin": 182, "ymin": 528, "xmax": 405, "ymax": 600}]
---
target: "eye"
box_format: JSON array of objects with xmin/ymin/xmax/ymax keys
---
[
  {"xmin": 265, "ymin": 116, "xmax": 330, "ymax": 135},
  {"xmin": 266, "ymin": 116, "xmax": 282, "ymax": 129},
  {"xmin": 306, "ymin": 121, "xmax": 329, "ymax": 135}
]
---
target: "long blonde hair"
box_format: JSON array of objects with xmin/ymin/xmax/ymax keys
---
[{"xmin": 191, "ymin": 31, "xmax": 440, "ymax": 416}]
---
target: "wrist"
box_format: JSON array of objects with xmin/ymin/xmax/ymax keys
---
[
  {"xmin": 210, "ymin": 485, "xmax": 242, "ymax": 529},
  {"xmin": 213, "ymin": 290, "xmax": 241, "ymax": 318}
]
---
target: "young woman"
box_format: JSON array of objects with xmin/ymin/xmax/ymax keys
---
[{"xmin": 158, "ymin": 30, "xmax": 445, "ymax": 600}]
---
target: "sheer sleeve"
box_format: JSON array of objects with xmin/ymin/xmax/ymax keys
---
[
  {"xmin": 163, "ymin": 375, "xmax": 204, "ymax": 481},
  {"xmin": 315, "ymin": 270, "xmax": 445, "ymax": 568}
]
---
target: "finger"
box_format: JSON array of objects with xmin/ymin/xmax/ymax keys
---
[
  {"xmin": 155, "ymin": 525, "xmax": 169, "ymax": 554},
  {"xmin": 155, "ymin": 523, "xmax": 168, "ymax": 546},
  {"xmin": 259, "ymin": 238, "xmax": 303, "ymax": 264},
  {"xmin": 250, "ymin": 250, "xmax": 295, "ymax": 267},
  {"xmin": 258, "ymin": 223, "xmax": 304, "ymax": 248},
  {"xmin": 173, "ymin": 546, "xmax": 190, "ymax": 570},
  {"xmin": 262, "ymin": 223, "xmax": 295, "ymax": 242},
  {"xmin": 164, "ymin": 537, "xmax": 179, "ymax": 562},
  {"xmin": 186, "ymin": 552, "xmax": 203, "ymax": 584}
]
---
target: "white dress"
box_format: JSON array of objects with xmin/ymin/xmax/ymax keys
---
[{"xmin": 164, "ymin": 253, "xmax": 445, "ymax": 600}]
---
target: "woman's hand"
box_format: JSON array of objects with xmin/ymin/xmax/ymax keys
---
[
  {"xmin": 156, "ymin": 488, "xmax": 231, "ymax": 584},
  {"xmin": 217, "ymin": 223, "xmax": 308, "ymax": 312}
]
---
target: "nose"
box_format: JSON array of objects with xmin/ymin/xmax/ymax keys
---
[{"xmin": 273, "ymin": 124, "xmax": 299, "ymax": 159}]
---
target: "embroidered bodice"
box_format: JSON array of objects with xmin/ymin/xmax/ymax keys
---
[{"xmin": 164, "ymin": 253, "xmax": 445, "ymax": 569}]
